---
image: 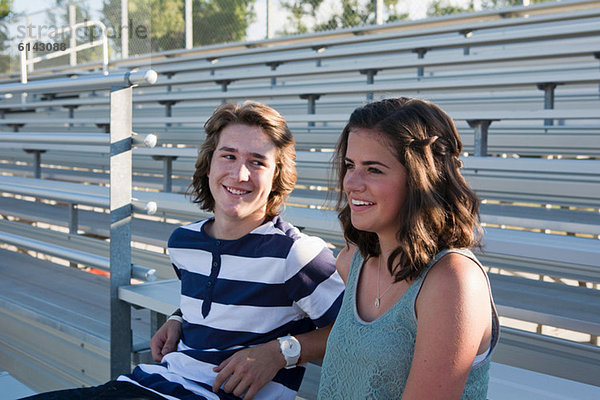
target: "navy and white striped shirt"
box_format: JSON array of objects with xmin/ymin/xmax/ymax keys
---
[{"xmin": 120, "ymin": 216, "xmax": 345, "ymax": 400}]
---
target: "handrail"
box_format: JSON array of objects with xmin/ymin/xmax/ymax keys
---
[
  {"xmin": 20, "ymin": 20, "xmax": 109, "ymax": 84},
  {"xmin": 0, "ymin": 132, "xmax": 158, "ymax": 147},
  {"xmin": 0, "ymin": 176, "xmax": 157, "ymax": 215},
  {"xmin": 0, "ymin": 230, "xmax": 156, "ymax": 282},
  {"xmin": 0, "ymin": 69, "xmax": 158, "ymax": 94}
]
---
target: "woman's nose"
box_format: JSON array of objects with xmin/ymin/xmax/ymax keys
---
[{"xmin": 343, "ymin": 169, "xmax": 364, "ymax": 192}]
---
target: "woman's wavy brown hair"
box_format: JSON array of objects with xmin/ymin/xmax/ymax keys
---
[
  {"xmin": 335, "ymin": 97, "xmax": 482, "ymax": 282},
  {"xmin": 187, "ymin": 101, "xmax": 296, "ymax": 219}
]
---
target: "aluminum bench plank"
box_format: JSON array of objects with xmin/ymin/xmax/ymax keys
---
[
  {"xmin": 119, "ymin": 279, "xmax": 180, "ymax": 316},
  {"xmin": 0, "ymin": 249, "xmax": 152, "ymax": 390},
  {"xmin": 0, "ymin": 196, "xmax": 178, "ymax": 248},
  {"xmin": 0, "ymin": 371, "xmax": 36, "ymax": 399},
  {"xmin": 487, "ymin": 362, "xmax": 600, "ymax": 400},
  {"xmin": 493, "ymin": 327, "xmax": 600, "ymax": 386},
  {"xmin": 0, "ymin": 248, "xmax": 151, "ymax": 350},
  {"xmin": 490, "ymin": 273, "xmax": 600, "ymax": 336},
  {"xmin": 119, "ymin": 266, "xmax": 600, "ymax": 345}
]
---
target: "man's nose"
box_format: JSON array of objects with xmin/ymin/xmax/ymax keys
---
[{"xmin": 231, "ymin": 161, "xmax": 250, "ymax": 181}]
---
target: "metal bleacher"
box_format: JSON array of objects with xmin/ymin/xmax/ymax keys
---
[{"xmin": 0, "ymin": 1, "xmax": 599, "ymax": 398}]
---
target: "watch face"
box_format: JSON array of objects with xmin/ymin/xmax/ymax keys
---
[{"xmin": 282, "ymin": 338, "xmax": 301, "ymax": 357}]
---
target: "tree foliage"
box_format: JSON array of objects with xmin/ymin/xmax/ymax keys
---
[
  {"xmin": 102, "ymin": 0, "xmax": 254, "ymax": 55},
  {"xmin": 0, "ymin": 0, "xmax": 11, "ymax": 18},
  {"xmin": 0, "ymin": 0, "xmax": 12, "ymax": 73},
  {"xmin": 428, "ymin": 0, "xmax": 553, "ymax": 17},
  {"xmin": 281, "ymin": 0, "xmax": 408, "ymax": 35},
  {"xmin": 482, "ymin": 0, "xmax": 552, "ymax": 7},
  {"xmin": 427, "ymin": 0, "xmax": 475, "ymax": 17},
  {"xmin": 43, "ymin": 0, "xmax": 102, "ymax": 65},
  {"xmin": 192, "ymin": 0, "xmax": 255, "ymax": 46}
]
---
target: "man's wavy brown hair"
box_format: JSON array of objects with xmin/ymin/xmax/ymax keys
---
[
  {"xmin": 335, "ymin": 97, "xmax": 482, "ymax": 282},
  {"xmin": 188, "ymin": 101, "xmax": 296, "ymax": 219}
]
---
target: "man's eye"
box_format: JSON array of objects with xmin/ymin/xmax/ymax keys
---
[
  {"xmin": 223, "ymin": 154, "xmax": 235, "ymax": 160},
  {"xmin": 252, "ymin": 160, "xmax": 265, "ymax": 166}
]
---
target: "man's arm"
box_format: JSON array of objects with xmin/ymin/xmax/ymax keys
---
[
  {"xmin": 150, "ymin": 309, "xmax": 183, "ymax": 362},
  {"xmin": 212, "ymin": 323, "xmax": 333, "ymax": 400}
]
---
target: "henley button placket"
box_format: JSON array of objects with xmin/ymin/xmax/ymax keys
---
[{"xmin": 202, "ymin": 249, "xmax": 221, "ymax": 318}]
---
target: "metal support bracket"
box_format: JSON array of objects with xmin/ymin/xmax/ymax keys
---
[
  {"xmin": 412, "ymin": 48, "xmax": 429, "ymax": 77},
  {"xmin": 467, "ymin": 119, "xmax": 495, "ymax": 157},
  {"xmin": 537, "ymin": 83, "xmax": 558, "ymax": 126},
  {"xmin": 300, "ymin": 94, "xmax": 321, "ymax": 127},
  {"xmin": 266, "ymin": 62, "xmax": 282, "ymax": 86},
  {"xmin": 152, "ymin": 155, "xmax": 178, "ymax": 192},
  {"xmin": 159, "ymin": 100, "xmax": 178, "ymax": 127},
  {"xmin": 360, "ymin": 69, "xmax": 379, "ymax": 101},
  {"xmin": 23, "ymin": 149, "xmax": 47, "ymax": 178}
]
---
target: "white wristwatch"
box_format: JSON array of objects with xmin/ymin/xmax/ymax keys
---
[{"xmin": 277, "ymin": 335, "xmax": 301, "ymax": 369}]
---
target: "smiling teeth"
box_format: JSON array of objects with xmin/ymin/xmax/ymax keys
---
[
  {"xmin": 226, "ymin": 187, "xmax": 249, "ymax": 195},
  {"xmin": 352, "ymin": 199, "xmax": 374, "ymax": 206}
]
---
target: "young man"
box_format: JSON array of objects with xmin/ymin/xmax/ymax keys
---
[{"xmin": 24, "ymin": 101, "xmax": 344, "ymax": 400}]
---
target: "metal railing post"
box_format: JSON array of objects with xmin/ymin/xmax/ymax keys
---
[
  {"xmin": 109, "ymin": 84, "xmax": 133, "ymax": 378},
  {"xmin": 121, "ymin": 0, "xmax": 129, "ymax": 59},
  {"xmin": 26, "ymin": 16, "xmax": 33, "ymax": 73},
  {"xmin": 375, "ymin": 0, "xmax": 384, "ymax": 25},
  {"xmin": 69, "ymin": 5, "xmax": 77, "ymax": 66},
  {"xmin": 266, "ymin": 0, "xmax": 274, "ymax": 39},
  {"xmin": 185, "ymin": 0, "xmax": 193, "ymax": 49}
]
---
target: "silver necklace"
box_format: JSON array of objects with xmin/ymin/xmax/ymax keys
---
[{"xmin": 375, "ymin": 256, "xmax": 395, "ymax": 308}]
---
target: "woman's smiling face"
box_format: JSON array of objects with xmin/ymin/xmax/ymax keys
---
[{"xmin": 343, "ymin": 128, "xmax": 408, "ymax": 239}]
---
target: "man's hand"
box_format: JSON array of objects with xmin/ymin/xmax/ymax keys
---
[
  {"xmin": 212, "ymin": 340, "xmax": 286, "ymax": 399},
  {"xmin": 150, "ymin": 318, "xmax": 183, "ymax": 362}
]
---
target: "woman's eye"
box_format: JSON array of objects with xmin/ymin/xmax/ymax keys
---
[
  {"xmin": 223, "ymin": 154, "xmax": 235, "ymax": 160},
  {"xmin": 368, "ymin": 167, "xmax": 383, "ymax": 174},
  {"xmin": 344, "ymin": 163, "xmax": 354, "ymax": 169}
]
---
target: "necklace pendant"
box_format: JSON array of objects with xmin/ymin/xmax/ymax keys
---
[{"xmin": 374, "ymin": 297, "xmax": 380, "ymax": 308}]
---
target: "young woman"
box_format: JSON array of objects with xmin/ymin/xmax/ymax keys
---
[{"xmin": 318, "ymin": 98, "xmax": 499, "ymax": 399}]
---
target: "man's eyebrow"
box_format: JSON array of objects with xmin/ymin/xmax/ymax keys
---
[
  {"xmin": 251, "ymin": 152, "xmax": 267, "ymax": 160},
  {"xmin": 344, "ymin": 157, "xmax": 390, "ymax": 169},
  {"xmin": 218, "ymin": 146, "xmax": 267, "ymax": 160}
]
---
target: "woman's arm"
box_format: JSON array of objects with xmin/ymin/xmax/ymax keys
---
[{"xmin": 402, "ymin": 253, "xmax": 492, "ymax": 400}]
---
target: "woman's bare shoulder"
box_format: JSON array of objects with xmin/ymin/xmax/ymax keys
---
[
  {"xmin": 418, "ymin": 251, "xmax": 490, "ymax": 317},
  {"xmin": 336, "ymin": 244, "xmax": 357, "ymax": 284}
]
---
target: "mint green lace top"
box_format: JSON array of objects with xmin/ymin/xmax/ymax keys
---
[{"xmin": 318, "ymin": 248, "xmax": 499, "ymax": 399}]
